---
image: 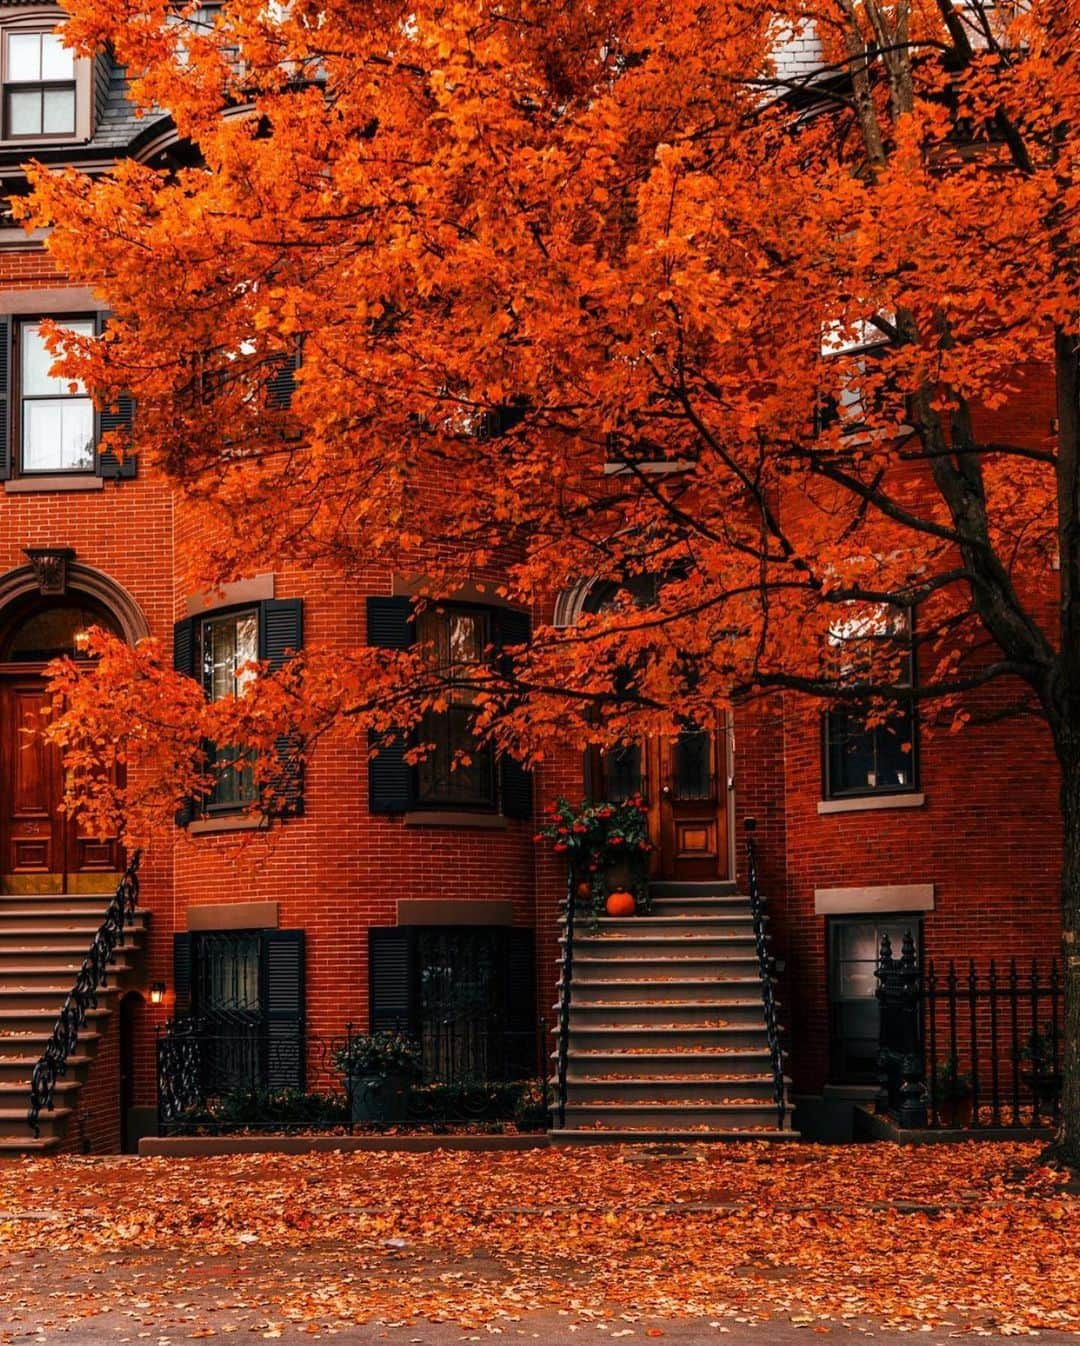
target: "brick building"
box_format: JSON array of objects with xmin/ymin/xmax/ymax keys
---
[{"xmin": 0, "ymin": 3, "xmax": 1063, "ymax": 1152}]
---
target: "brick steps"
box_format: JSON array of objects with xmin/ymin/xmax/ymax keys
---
[{"xmin": 550, "ymin": 881, "xmax": 795, "ymax": 1144}]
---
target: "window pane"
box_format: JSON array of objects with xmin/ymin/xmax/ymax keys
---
[
  {"xmin": 202, "ymin": 610, "xmax": 259, "ymax": 701},
  {"xmin": 39, "ymin": 32, "xmax": 73, "ymax": 81},
  {"xmin": 603, "ymin": 742, "xmax": 644, "ymax": 803},
  {"xmin": 22, "ymin": 320, "xmax": 93, "ymax": 396},
  {"xmin": 24, "ymin": 398, "xmax": 93, "ymax": 471},
  {"xmin": 7, "ymin": 89, "xmax": 40, "ymax": 136},
  {"xmin": 875, "ymin": 715, "xmax": 914, "ymax": 788},
  {"xmin": 672, "ymin": 729, "xmax": 712, "ymax": 801},
  {"xmin": 7, "ymin": 33, "xmax": 42, "ymax": 82},
  {"xmin": 41, "ymin": 87, "xmax": 75, "ymax": 135}
]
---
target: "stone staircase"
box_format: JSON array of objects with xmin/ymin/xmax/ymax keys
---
[
  {"xmin": 0, "ymin": 891, "xmax": 148, "ymax": 1154},
  {"xmin": 550, "ymin": 880, "xmax": 797, "ymax": 1143}
]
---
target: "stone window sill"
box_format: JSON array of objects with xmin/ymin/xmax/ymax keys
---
[
  {"xmin": 403, "ymin": 811, "xmax": 509, "ymax": 829},
  {"xmin": 187, "ymin": 814, "xmax": 268, "ymax": 836},
  {"xmin": 5, "ymin": 475, "xmax": 103, "ymax": 494},
  {"xmin": 817, "ymin": 792, "xmax": 925, "ymax": 815}
]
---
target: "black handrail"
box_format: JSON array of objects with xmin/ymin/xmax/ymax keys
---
[
  {"xmin": 553, "ymin": 867, "xmax": 576, "ymax": 1129},
  {"xmin": 744, "ymin": 819, "xmax": 786, "ymax": 1130},
  {"xmin": 28, "ymin": 850, "xmax": 142, "ymax": 1138}
]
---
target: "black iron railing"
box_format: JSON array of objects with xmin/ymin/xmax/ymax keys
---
[
  {"xmin": 744, "ymin": 818, "xmax": 786, "ymax": 1130},
  {"xmin": 553, "ymin": 867, "xmax": 576, "ymax": 1128},
  {"xmin": 28, "ymin": 850, "xmax": 142, "ymax": 1138},
  {"xmin": 876, "ymin": 937, "xmax": 1063, "ymax": 1129},
  {"xmin": 157, "ymin": 1018, "xmax": 548, "ymax": 1134}
]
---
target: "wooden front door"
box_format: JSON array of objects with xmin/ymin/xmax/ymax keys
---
[
  {"xmin": 0, "ymin": 675, "xmax": 121, "ymax": 893},
  {"xmin": 655, "ymin": 726, "xmax": 729, "ymax": 881},
  {"xmin": 592, "ymin": 719, "xmax": 731, "ymax": 881}
]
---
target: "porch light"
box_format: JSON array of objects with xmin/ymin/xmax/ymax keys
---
[
  {"xmin": 73, "ymin": 629, "xmax": 92, "ymax": 654},
  {"xmin": 150, "ymin": 981, "xmax": 166, "ymax": 1005}
]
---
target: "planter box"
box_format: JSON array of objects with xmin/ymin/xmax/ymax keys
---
[{"xmin": 349, "ymin": 1073, "xmax": 412, "ymax": 1123}]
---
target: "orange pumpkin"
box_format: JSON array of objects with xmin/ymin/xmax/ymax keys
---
[{"xmin": 605, "ymin": 890, "xmax": 636, "ymax": 918}]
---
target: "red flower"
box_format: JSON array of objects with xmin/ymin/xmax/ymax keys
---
[
  {"xmin": 637, "ymin": 840, "xmax": 651, "ymax": 851},
  {"xmin": 556, "ymin": 826, "xmax": 569, "ymax": 835},
  {"xmin": 609, "ymin": 835, "xmax": 624, "ymax": 846},
  {"xmin": 572, "ymin": 822, "xmax": 587, "ymax": 834},
  {"xmin": 597, "ymin": 806, "xmax": 613, "ymax": 820},
  {"xmin": 532, "ymin": 834, "xmax": 545, "ymax": 843},
  {"xmin": 553, "ymin": 841, "xmax": 569, "ymax": 853}
]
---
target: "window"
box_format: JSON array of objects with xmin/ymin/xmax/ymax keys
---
[
  {"xmin": 816, "ymin": 317, "xmax": 895, "ymax": 437},
  {"xmin": 3, "ymin": 27, "xmax": 75, "ymax": 138},
  {"xmin": 823, "ymin": 604, "xmax": 916, "ymax": 798},
  {"xmin": 829, "ymin": 916, "xmax": 919, "ymax": 1082},
  {"xmin": 172, "ymin": 928, "xmax": 305, "ymax": 1095},
  {"xmin": 19, "ymin": 319, "xmax": 95, "ymax": 473},
  {"xmin": 369, "ymin": 926, "xmax": 536, "ymax": 1082},
  {"xmin": 197, "ymin": 608, "xmax": 259, "ymax": 811},
  {"xmin": 414, "ymin": 607, "xmax": 496, "ymax": 809}
]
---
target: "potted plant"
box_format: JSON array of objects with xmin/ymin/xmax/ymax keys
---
[
  {"xmin": 929, "ymin": 1058, "xmax": 973, "ymax": 1127},
  {"xmin": 534, "ymin": 795, "xmax": 653, "ymax": 914},
  {"xmin": 334, "ymin": 1030, "xmax": 422, "ymax": 1123},
  {"xmin": 1019, "ymin": 1023, "xmax": 1063, "ymax": 1109}
]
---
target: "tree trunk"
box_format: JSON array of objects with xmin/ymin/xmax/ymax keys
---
[{"xmin": 1055, "ymin": 750, "xmax": 1080, "ymax": 1166}]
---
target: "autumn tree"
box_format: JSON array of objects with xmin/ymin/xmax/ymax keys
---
[{"xmin": 20, "ymin": 0, "xmax": 1080, "ymax": 1155}]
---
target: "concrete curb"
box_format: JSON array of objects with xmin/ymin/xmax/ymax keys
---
[
  {"xmin": 854, "ymin": 1104, "xmax": 1054, "ymax": 1144},
  {"xmin": 138, "ymin": 1133, "xmax": 551, "ymax": 1157}
]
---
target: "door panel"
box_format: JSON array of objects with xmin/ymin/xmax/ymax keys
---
[
  {"xmin": 0, "ymin": 674, "xmax": 122, "ymax": 893},
  {"xmin": 658, "ymin": 724, "xmax": 729, "ymax": 881}
]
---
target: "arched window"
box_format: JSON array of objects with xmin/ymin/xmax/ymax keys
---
[{"xmin": 0, "ymin": 596, "xmax": 119, "ymax": 662}]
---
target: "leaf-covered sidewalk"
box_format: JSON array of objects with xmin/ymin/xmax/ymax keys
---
[{"xmin": 0, "ymin": 1142, "xmax": 1077, "ymax": 1339}]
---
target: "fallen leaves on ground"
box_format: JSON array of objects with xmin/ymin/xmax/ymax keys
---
[{"xmin": 0, "ymin": 1142, "xmax": 1075, "ymax": 1337}]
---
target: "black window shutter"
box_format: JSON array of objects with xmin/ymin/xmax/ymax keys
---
[
  {"xmin": 501, "ymin": 928, "xmax": 537, "ymax": 1078},
  {"xmin": 366, "ymin": 596, "xmax": 415, "ymax": 812},
  {"xmin": 494, "ymin": 608, "xmax": 533, "ymax": 819},
  {"xmin": 365, "ymin": 595, "xmax": 414, "ymax": 649},
  {"xmin": 0, "ymin": 317, "xmax": 10, "ymax": 482},
  {"xmin": 368, "ymin": 927, "xmax": 416, "ymax": 1033},
  {"xmin": 258, "ymin": 599, "xmax": 305, "ymax": 817},
  {"xmin": 173, "ymin": 932, "xmax": 194, "ymax": 1019},
  {"xmin": 261, "ymin": 929, "xmax": 305, "ymax": 1090},
  {"xmin": 173, "ymin": 618, "xmax": 197, "ymax": 827},
  {"xmin": 258, "ymin": 598, "xmax": 303, "ymax": 669},
  {"xmin": 95, "ymin": 313, "xmax": 137, "ymax": 479}
]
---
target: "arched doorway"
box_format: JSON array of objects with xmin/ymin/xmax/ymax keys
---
[
  {"xmin": 563, "ymin": 577, "xmax": 734, "ymax": 883},
  {"xmin": 0, "ymin": 581, "xmax": 129, "ymax": 893}
]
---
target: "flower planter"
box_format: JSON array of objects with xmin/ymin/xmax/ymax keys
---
[
  {"xmin": 933, "ymin": 1095, "xmax": 973, "ymax": 1128},
  {"xmin": 349, "ymin": 1073, "xmax": 412, "ymax": 1123},
  {"xmin": 1021, "ymin": 1069, "xmax": 1063, "ymax": 1109}
]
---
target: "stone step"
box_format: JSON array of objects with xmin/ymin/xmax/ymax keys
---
[
  {"xmin": 568, "ymin": 978, "xmax": 764, "ymax": 1004},
  {"xmin": 0, "ymin": 956, "xmax": 133, "ymax": 979},
  {"xmin": 0, "ymin": 1053, "xmax": 94, "ymax": 1086},
  {"xmin": 579, "ymin": 916, "xmax": 760, "ymax": 937},
  {"xmin": 560, "ymin": 1075, "xmax": 785, "ymax": 1103},
  {"xmin": 565, "ymin": 934, "xmax": 758, "ymax": 960},
  {"xmin": 0, "ymin": 910, "xmax": 146, "ymax": 932},
  {"xmin": 560, "ymin": 1048, "xmax": 773, "ymax": 1077},
  {"xmin": 558, "ymin": 1100, "xmax": 786, "ymax": 1128},
  {"xmin": 0, "ymin": 901, "xmax": 113, "ymax": 918},
  {"xmin": 648, "ymin": 881, "xmax": 739, "ymax": 897},
  {"xmin": 551, "ymin": 1127, "xmax": 795, "ymax": 1145},
  {"xmin": 561, "ymin": 1000, "xmax": 769, "ymax": 1028},
  {"xmin": 648, "ymin": 896, "xmax": 754, "ymax": 916},
  {"xmin": 0, "ymin": 929, "xmax": 142, "ymax": 952},
  {"xmin": 0, "ymin": 1030, "xmax": 100, "ymax": 1056},
  {"xmin": 0, "ymin": 1106, "xmax": 70, "ymax": 1139},
  {"xmin": 571, "ymin": 955, "xmax": 763, "ymax": 979},
  {"xmin": 0, "ymin": 941, "xmax": 137, "ymax": 962},
  {"xmin": 0, "ymin": 984, "xmax": 118, "ymax": 1013},
  {"xmin": 0, "ymin": 1135, "xmax": 62, "ymax": 1154},
  {"xmin": 0, "ymin": 1005, "xmax": 110, "ymax": 1035},
  {"xmin": 0, "ymin": 1077, "xmax": 79, "ymax": 1105},
  {"xmin": 568, "ymin": 1024, "xmax": 770, "ymax": 1052}
]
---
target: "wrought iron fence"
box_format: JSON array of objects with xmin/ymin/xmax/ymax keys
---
[
  {"xmin": 876, "ymin": 934, "xmax": 1063, "ymax": 1130},
  {"xmin": 157, "ymin": 1017, "xmax": 548, "ymax": 1135}
]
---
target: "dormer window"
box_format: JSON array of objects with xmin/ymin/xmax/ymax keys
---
[{"xmin": 4, "ymin": 29, "xmax": 75, "ymax": 138}]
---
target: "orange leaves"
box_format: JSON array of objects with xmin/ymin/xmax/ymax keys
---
[{"xmin": 0, "ymin": 1144, "xmax": 1077, "ymax": 1335}]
